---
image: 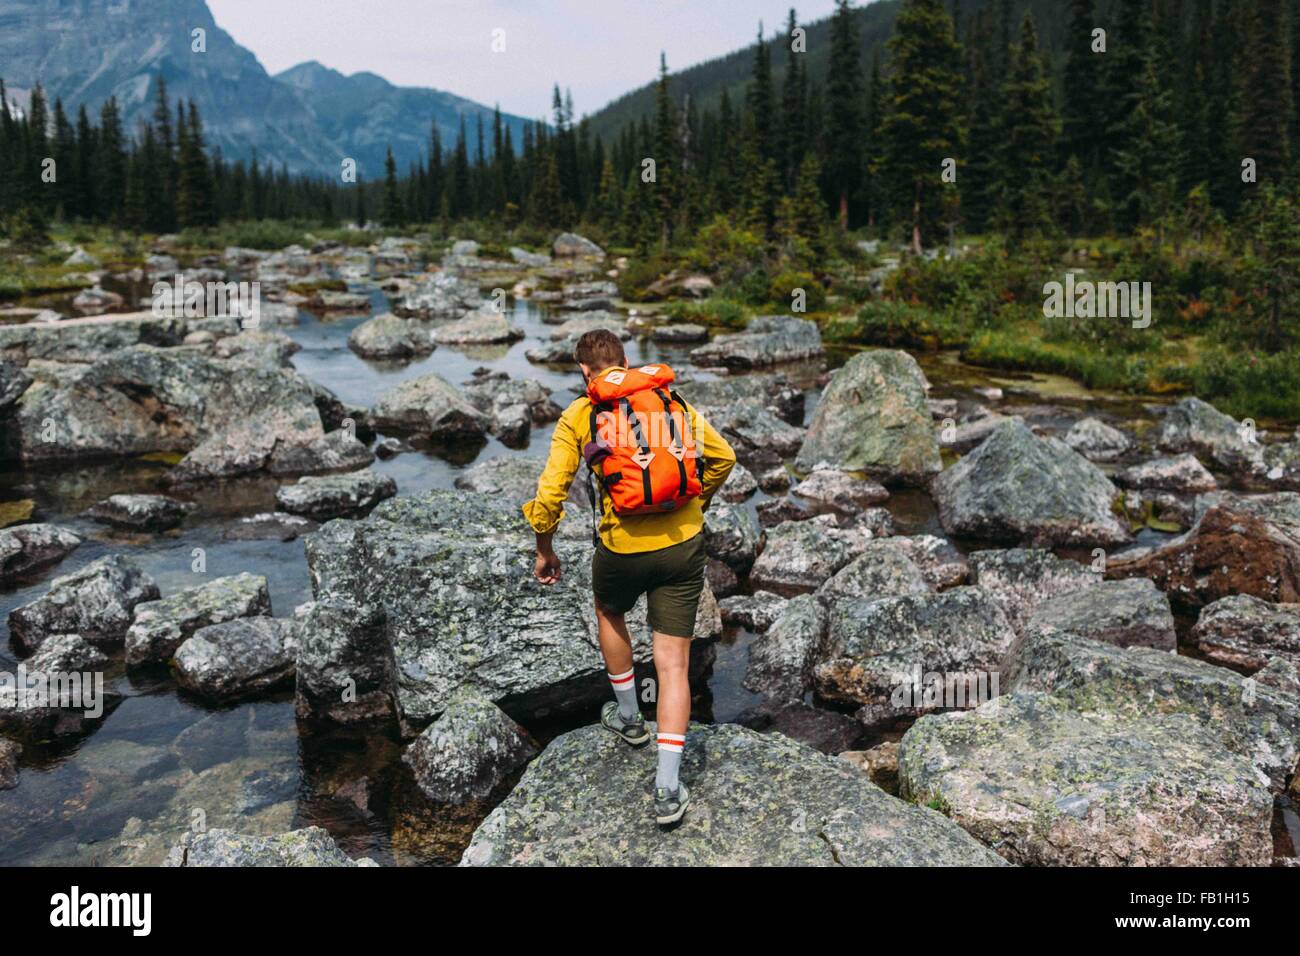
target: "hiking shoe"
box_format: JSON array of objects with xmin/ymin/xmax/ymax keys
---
[
  {"xmin": 654, "ymin": 783, "xmax": 690, "ymax": 825},
  {"xmin": 601, "ymin": 701, "xmax": 651, "ymax": 745}
]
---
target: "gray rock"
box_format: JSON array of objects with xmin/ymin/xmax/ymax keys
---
[
  {"xmin": 347, "ymin": 312, "xmax": 438, "ymax": 358},
  {"xmin": 0, "ymin": 311, "xmax": 238, "ymax": 366},
  {"xmin": 432, "ymin": 309, "xmax": 524, "ymax": 345},
  {"xmin": 813, "ymin": 588, "xmax": 1015, "ymax": 726},
  {"xmin": 552, "ymin": 232, "xmax": 605, "ymax": 258},
  {"xmin": 303, "ymin": 491, "xmax": 718, "ymax": 732},
  {"xmin": 402, "ymin": 688, "xmax": 538, "ymax": 803},
  {"xmin": 701, "ymin": 502, "xmax": 761, "ymax": 572},
  {"xmin": 651, "ymin": 323, "xmax": 708, "ymax": 343},
  {"xmin": 718, "ymin": 591, "xmax": 788, "ymax": 632},
  {"xmin": 933, "ymin": 419, "xmax": 1130, "ymax": 548},
  {"xmin": 717, "ymin": 461, "xmax": 757, "ymax": 502},
  {"xmin": 9, "ymin": 555, "xmax": 160, "ymax": 653},
  {"xmin": 689, "ymin": 315, "xmax": 823, "ymax": 371},
  {"xmin": 814, "ymin": 539, "xmax": 933, "ymax": 604},
  {"xmin": 222, "ymin": 512, "xmax": 318, "ymax": 542},
  {"xmin": 968, "ymin": 547, "xmax": 1100, "ymax": 635},
  {"xmin": 1025, "ymin": 578, "xmax": 1176, "ymax": 651},
  {"xmin": 211, "ymin": 329, "xmax": 301, "ymax": 368},
  {"xmin": 758, "ymin": 465, "xmax": 792, "ymax": 493},
  {"xmin": 1007, "ymin": 625, "xmax": 1300, "ymax": 793},
  {"xmin": 743, "ymin": 594, "xmax": 826, "ymax": 702},
  {"xmin": 453, "ymin": 456, "xmax": 585, "ymax": 523},
  {"xmin": 1116, "ymin": 454, "xmax": 1217, "ymax": 493},
  {"xmin": 173, "ymin": 617, "xmax": 299, "ymax": 702},
  {"xmin": 898, "ymin": 691, "xmax": 1274, "ymax": 866},
  {"xmin": 547, "ymin": 313, "xmax": 630, "ymax": 341},
  {"xmin": 881, "ymin": 534, "xmax": 969, "ymax": 590},
  {"xmin": 1158, "ymin": 397, "xmax": 1265, "ymax": 476},
  {"xmin": 1191, "ymin": 594, "xmax": 1300, "ymax": 673},
  {"xmin": 790, "ymin": 468, "xmax": 889, "ymax": 511},
  {"xmin": 0, "ymin": 633, "xmax": 115, "ymax": 739},
  {"xmin": 71, "ymin": 287, "xmax": 123, "ymax": 314},
  {"xmin": 125, "ymin": 572, "xmax": 271, "ymax": 666},
  {"xmin": 524, "ymin": 336, "xmax": 579, "ymax": 364},
  {"xmin": 510, "ymin": 247, "xmax": 551, "ymax": 268},
  {"xmin": 165, "ymin": 826, "xmax": 374, "ymax": 867},
  {"xmin": 390, "ymin": 272, "xmax": 483, "ymax": 319},
  {"xmin": 1063, "ymin": 417, "xmax": 1131, "ymax": 461},
  {"xmin": 88, "ymin": 493, "xmax": 193, "ymax": 531},
  {"xmin": 369, "ymin": 373, "xmax": 490, "ymax": 439},
  {"xmin": 0, "ymin": 359, "xmax": 31, "ymax": 409},
  {"xmin": 275, "ymin": 469, "xmax": 397, "ymax": 520},
  {"xmin": 460, "ymin": 372, "xmax": 563, "ymax": 447},
  {"xmin": 0, "ymin": 738, "xmax": 18, "ymax": 789},
  {"xmin": 734, "ymin": 699, "xmax": 863, "ymax": 753},
  {"xmin": 266, "ymin": 428, "xmax": 375, "ymax": 477},
  {"xmin": 691, "ymin": 399, "xmax": 803, "ymax": 468},
  {"xmin": 680, "ymin": 372, "xmax": 804, "ymax": 426},
  {"xmin": 461, "ymin": 722, "xmax": 1004, "ymax": 866},
  {"xmin": 749, "ymin": 514, "xmax": 877, "ymax": 594},
  {"xmin": 796, "ymin": 350, "xmax": 940, "ymax": 485},
  {"xmin": 0, "ymin": 523, "xmax": 81, "ymax": 585},
  {"xmin": 295, "ymin": 599, "xmax": 398, "ymax": 724}
]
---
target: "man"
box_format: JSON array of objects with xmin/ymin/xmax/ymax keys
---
[{"xmin": 523, "ymin": 329, "xmax": 736, "ymax": 824}]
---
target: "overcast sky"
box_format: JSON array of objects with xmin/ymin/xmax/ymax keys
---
[{"xmin": 207, "ymin": 0, "xmax": 843, "ymax": 119}]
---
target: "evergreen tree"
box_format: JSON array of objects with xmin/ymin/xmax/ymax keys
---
[
  {"xmin": 995, "ymin": 13, "xmax": 1060, "ymax": 243},
  {"xmin": 824, "ymin": 0, "xmax": 864, "ymax": 229},
  {"xmin": 381, "ymin": 146, "xmax": 404, "ymax": 225},
  {"xmin": 1240, "ymin": 0, "xmax": 1293, "ymax": 181}
]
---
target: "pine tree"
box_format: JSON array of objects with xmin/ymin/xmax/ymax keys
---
[
  {"xmin": 995, "ymin": 13, "xmax": 1060, "ymax": 243},
  {"xmin": 95, "ymin": 97, "xmax": 127, "ymax": 224},
  {"xmin": 1240, "ymin": 0, "xmax": 1293, "ymax": 181},
  {"xmin": 381, "ymin": 146, "xmax": 404, "ymax": 225},
  {"xmin": 747, "ymin": 24, "xmax": 776, "ymax": 164},
  {"xmin": 778, "ymin": 7, "xmax": 807, "ymax": 189},
  {"xmin": 1061, "ymin": 0, "xmax": 1106, "ymax": 178},
  {"xmin": 653, "ymin": 52, "xmax": 678, "ymax": 246},
  {"xmin": 176, "ymin": 101, "xmax": 214, "ymax": 227},
  {"xmin": 824, "ymin": 0, "xmax": 864, "ymax": 229}
]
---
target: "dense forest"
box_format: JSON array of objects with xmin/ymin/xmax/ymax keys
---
[{"xmin": 2, "ymin": 0, "xmax": 1295, "ymax": 251}]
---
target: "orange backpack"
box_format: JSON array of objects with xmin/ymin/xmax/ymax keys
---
[{"xmin": 582, "ymin": 364, "xmax": 702, "ymax": 525}]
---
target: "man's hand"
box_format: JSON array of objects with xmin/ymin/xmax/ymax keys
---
[{"xmin": 534, "ymin": 548, "xmax": 562, "ymax": 585}]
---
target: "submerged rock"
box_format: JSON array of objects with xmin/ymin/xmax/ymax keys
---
[
  {"xmin": 275, "ymin": 469, "xmax": 397, "ymax": 520},
  {"xmin": 125, "ymin": 572, "xmax": 271, "ymax": 666},
  {"xmin": 1191, "ymin": 594, "xmax": 1300, "ymax": 673},
  {"xmin": 88, "ymin": 493, "xmax": 193, "ymax": 531},
  {"xmin": 932, "ymin": 419, "xmax": 1130, "ymax": 548},
  {"xmin": 166, "ymin": 826, "xmax": 375, "ymax": 867},
  {"xmin": 9, "ymin": 555, "xmax": 160, "ymax": 653},
  {"xmin": 173, "ymin": 617, "xmax": 299, "ymax": 702},
  {"xmin": 1025, "ymin": 577, "xmax": 1176, "ymax": 651},
  {"xmin": 898, "ymin": 691, "xmax": 1274, "ymax": 866},
  {"xmin": 223, "ymin": 512, "xmax": 318, "ymax": 542},
  {"xmin": 0, "ymin": 523, "xmax": 81, "ymax": 585},
  {"xmin": 402, "ymin": 688, "xmax": 538, "ymax": 804},
  {"xmin": 461, "ymin": 722, "xmax": 1004, "ymax": 866},
  {"xmin": 795, "ymin": 350, "xmax": 939, "ymax": 485},
  {"xmin": 689, "ymin": 315, "xmax": 823, "ymax": 371}
]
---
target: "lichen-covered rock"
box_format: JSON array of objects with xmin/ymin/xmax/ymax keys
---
[
  {"xmin": 0, "ymin": 633, "xmax": 116, "ymax": 739},
  {"xmin": 295, "ymin": 599, "xmax": 397, "ymax": 723},
  {"xmin": 461, "ymin": 722, "xmax": 1004, "ymax": 866},
  {"xmin": 839, "ymin": 741, "xmax": 900, "ymax": 794},
  {"xmin": 680, "ymin": 372, "xmax": 804, "ymax": 427},
  {"xmin": 9, "ymin": 555, "xmax": 159, "ymax": 653},
  {"xmin": 0, "ymin": 311, "xmax": 237, "ymax": 366},
  {"xmin": 165, "ymin": 826, "xmax": 375, "ymax": 867},
  {"xmin": 1063, "ymin": 417, "xmax": 1131, "ymax": 461},
  {"xmin": 303, "ymin": 491, "xmax": 718, "ymax": 732},
  {"xmin": 749, "ymin": 514, "xmax": 877, "ymax": 594},
  {"xmin": 1025, "ymin": 577, "xmax": 1176, "ymax": 651},
  {"xmin": 690, "ymin": 315, "xmax": 823, "ymax": 371},
  {"xmin": 125, "ymin": 572, "xmax": 271, "ymax": 665},
  {"xmin": 265, "ymin": 428, "xmax": 375, "ymax": 477},
  {"xmin": 743, "ymin": 594, "xmax": 826, "ymax": 702},
  {"xmin": 552, "ymin": 232, "xmax": 605, "ymax": 258},
  {"xmin": 432, "ymin": 309, "xmax": 524, "ymax": 345},
  {"xmin": 967, "ymin": 548, "xmax": 1100, "ymax": 635},
  {"xmin": 0, "ymin": 738, "xmax": 19, "ymax": 790},
  {"xmin": 718, "ymin": 591, "xmax": 788, "ymax": 632},
  {"xmin": 689, "ymin": 399, "xmax": 803, "ymax": 468},
  {"xmin": 1191, "ymin": 594, "xmax": 1300, "ymax": 673},
  {"xmin": 1158, "ymin": 396, "xmax": 1265, "ymax": 476},
  {"xmin": 814, "ymin": 540, "xmax": 932, "ymax": 604},
  {"xmin": 460, "ymin": 371, "xmax": 562, "ymax": 447},
  {"xmin": 1116, "ymin": 454, "xmax": 1217, "ymax": 493},
  {"xmin": 390, "ymin": 272, "xmax": 483, "ymax": 319},
  {"xmin": 0, "ymin": 359, "xmax": 32, "ymax": 410},
  {"xmin": 173, "ymin": 617, "xmax": 299, "ymax": 702},
  {"xmin": 369, "ymin": 372, "xmax": 490, "ymax": 439},
  {"xmin": 1005, "ymin": 625, "xmax": 1300, "ymax": 794},
  {"xmin": 348, "ymin": 312, "xmax": 438, "ymax": 358},
  {"xmin": 1107, "ymin": 492, "xmax": 1300, "ymax": 612},
  {"xmin": 718, "ymin": 461, "xmax": 757, "ymax": 502},
  {"xmin": 88, "ymin": 493, "xmax": 193, "ymax": 531},
  {"xmin": 881, "ymin": 534, "xmax": 969, "ymax": 590},
  {"xmin": 796, "ymin": 350, "xmax": 939, "ymax": 485},
  {"xmin": 789, "ymin": 467, "xmax": 889, "ymax": 511},
  {"xmin": 813, "ymin": 588, "xmax": 1014, "ymax": 726},
  {"xmin": 275, "ymin": 469, "xmax": 397, "ymax": 520},
  {"xmin": 933, "ymin": 419, "xmax": 1130, "ymax": 548},
  {"xmin": 898, "ymin": 691, "xmax": 1274, "ymax": 866},
  {"xmin": 452, "ymin": 456, "xmax": 585, "ymax": 527},
  {"xmin": 402, "ymin": 688, "xmax": 538, "ymax": 803},
  {"xmin": 0, "ymin": 523, "xmax": 81, "ymax": 585},
  {"xmin": 211, "ymin": 329, "xmax": 301, "ymax": 368},
  {"xmin": 702, "ymin": 501, "xmax": 761, "ymax": 572}
]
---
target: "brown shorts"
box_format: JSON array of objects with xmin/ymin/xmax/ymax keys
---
[{"xmin": 591, "ymin": 534, "xmax": 707, "ymax": 638}]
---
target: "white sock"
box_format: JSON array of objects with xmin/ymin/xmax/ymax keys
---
[
  {"xmin": 608, "ymin": 668, "xmax": 638, "ymax": 721},
  {"xmin": 656, "ymin": 733, "xmax": 685, "ymax": 792}
]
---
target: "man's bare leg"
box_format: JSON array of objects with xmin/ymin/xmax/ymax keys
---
[
  {"xmin": 651, "ymin": 631, "xmax": 691, "ymax": 736},
  {"xmin": 595, "ymin": 602, "xmax": 648, "ymax": 741}
]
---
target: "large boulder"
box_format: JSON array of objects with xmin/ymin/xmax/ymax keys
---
[
  {"xmin": 967, "ymin": 548, "xmax": 1100, "ymax": 635},
  {"xmin": 452, "ymin": 455, "xmax": 586, "ymax": 521},
  {"xmin": 1191, "ymin": 594, "xmax": 1300, "ymax": 673},
  {"xmin": 1158, "ymin": 397, "xmax": 1265, "ymax": 476},
  {"xmin": 1024, "ymin": 578, "xmax": 1176, "ymax": 651},
  {"xmin": 743, "ymin": 594, "xmax": 826, "ymax": 702},
  {"xmin": 814, "ymin": 539, "xmax": 934, "ymax": 604},
  {"xmin": 1107, "ymin": 493, "xmax": 1300, "ymax": 612},
  {"xmin": 552, "ymin": 232, "xmax": 605, "ymax": 258},
  {"xmin": 275, "ymin": 469, "xmax": 397, "ymax": 520},
  {"xmin": 461, "ymin": 722, "xmax": 1004, "ymax": 866},
  {"xmin": 125, "ymin": 572, "xmax": 271, "ymax": 665},
  {"xmin": 690, "ymin": 316, "xmax": 823, "ymax": 371},
  {"xmin": 0, "ymin": 523, "xmax": 81, "ymax": 585},
  {"xmin": 898, "ymin": 691, "xmax": 1274, "ymax": 866},
  {"xmin": 390, "ymin": 272, "xmax": 483, "ymax": 318},
  {"xmin": 813, "ymin": 588, "xmax": 1014, "ymax": 727},
  {"xmin": 0, "ymin": 311, "xmax": 237, "ymax": 366},
  {"xmin": 748, "ymin": 514, "xmax": 877, "ymax": 594},
  {"xmin": 295, "ymin": 599, "xmax": 398, "ymax": 724},
  {"xmin": 460, "ymin": 371, "xmax": 563, "ymax": 447},
  {"xmin": 1116, "ymin": 454, "xmax": 1217, "ymax": 493},
  {"xmin": 932, "ymin": 419, "xmax": 1130, "ymax": 548},
  {"xmin": 165, "ymin": 826, "xmax": 375, "ymax": 867},
  {"xmin": 9, "ymin": 555, "xmax": 159, "ymax": 653},
  {"xmin": 173, "ymin": 617, "xmax": 299, "ymax": 702},
  {"xmin": 678, "ymin": 372, "xmax": 804, "ymax": 427},
  {"xmin": 347, "ymin": 313, "xmax": 438, "ymax": 358},
  {"xmin": 263, "ymin": 428, "xmax": 375, "ymax": 478},
  {"xmin": 1063, "ymin": 417, "xmax": 1131, "ymax": 461},
  {"xmin": 369, "ymin": 373, "xmax": 490, "ymax": 440},
  {"xmin": 402, "ymin": 688, "xmax": 538, "ymax": 803},
  {"xmin": 302, "ymin": 491, "xmax": 719, "ymax": 733},
  {"xmin": 795, "ymin": 350, "xmax": 939, "ymax": 485}
]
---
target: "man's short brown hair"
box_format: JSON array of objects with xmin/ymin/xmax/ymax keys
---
[{"xmin": 574, "ymin": 328, "xmax": 627, "ymax": 371}]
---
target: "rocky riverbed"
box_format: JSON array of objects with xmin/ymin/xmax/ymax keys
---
[{"xmin": 1, "ymin": 233, "xmax": 1297, "ymax": 867}]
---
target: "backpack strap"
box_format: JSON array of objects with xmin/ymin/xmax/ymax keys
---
[
  {"xmin": 620, "ymin": 396, "xmax": 655, "ymax": 507},
  {"xmin": 584, "ymin": 404, "xmax": 605, "ymax": 547},
  {"xmin": 655, "ymin": 388, "xmax": 689, "ymax": 498}
]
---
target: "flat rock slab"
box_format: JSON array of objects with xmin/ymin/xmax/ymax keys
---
[
  {"xmin": 88, "ymin": 493, "xmax": 193, "ymax": 531},
  {"xmin": 689, "ymin": 315, "xmax": 823, "ymax": 371},
  {"xmin": 275, "ymin": 469, "xmax": 396, "ymax": 520},
  {"xmin": 1192, "ymin": 594, "xmax": 1300, "ymax": 672},
  {"xmin": 899, "ymin": 692, "xmax": 1275, "ymax": 866},
  {"xmin": 461, "ymin": 722, "xmax": 1004, "ymax": 866},
  {"xmin": 9, "ymin": 555, "xmax": 159, "ymax": 653},
  {"xmin": 126, "ymin": 572, "xmax": 271, "ymax": 665},
  {"xmin": 174, "ymin": 617, "xmax": 299, "ymax": 702},
  {"xmin": 1025, "ymin": 577, "xmax": 1176, "ymax": 650},
  {"xmin": 166, "ymin": 826, "xmax": 375, "ymax": 867}
]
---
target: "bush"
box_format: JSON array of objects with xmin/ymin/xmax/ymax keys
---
[
  {"xmin": 662, "ymin": 298, "xmax": 750, "ymax": 329},
  {"xmin": 825, "ymin": 301, "xmax": 966, "ymax": 349},
  {"xmin": 1189, "ymin": 348, "xmax": 1300, "ymax": 420},
  {"xmin": 768, "ymin": 270, "xmax": 826, "ymax": 312}
]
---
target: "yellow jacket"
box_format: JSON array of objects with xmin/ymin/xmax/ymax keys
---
[{"xmin": 522, "ymin": 371, "xmax": 737, "ymax": 553}]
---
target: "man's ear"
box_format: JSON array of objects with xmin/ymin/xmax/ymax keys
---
[{"xmin": 579, "ymin": 362, "xmax": 592, "ymax": 381}]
